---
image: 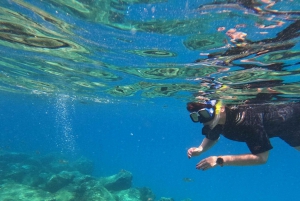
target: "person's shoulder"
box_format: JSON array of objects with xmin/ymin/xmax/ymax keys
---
[{"xmin": 225, "ymin": 104, "xmax": 249, "ymax": 111}]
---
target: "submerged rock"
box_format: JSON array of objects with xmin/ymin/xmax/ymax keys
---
[
  {"xmin": 100, "ymin": 170, "xmax": 133, "ymax": 191},
  {"xmin": 73, "ymin": 173, "xmax": 95, "ymax": 185},
  {"xmin": 114, "ymin": 187, "xmax": 156, "ymax": 201},
  {"xmin": 44, "ymin": 155, "xmax": 73, "ymax": 174},
  {"xmin": 0, "ymin": 151, "xmax": 163, "ymax": 201},
  {"xmin": 114, "ymin": 188, "xmax": 141, "ymax": 201},
  {"xmin": 0, "ymin": 182, "xmax": 55, "ymax": 201},
  {"xmin": 72, "ymin": 157, "xmax": 94, "ymax": 175},
  {"xmin": 3, "ymin": 162, "xmax": 45, "ymax": 187},
  {"xmin": 54, "ymin": 189, "xmax": 76, "ymax": 201},
  {"xmin": 38, "ymin": 154, "xmax": 94, "ymax": 175},
  {"xmin": 159, "ymin": 197, "xmax": 175, "ymax": 201},
  {"xmin": 0, "ymin": 152, "xmax": 30, "ymax": 163},
  {"xmin": 45, "ymin": 171, "xmax": 75, "ymax": 193},
  {"xmin": 81, "ymin": 184, "xmax": 116, "ymax": 201},
  {"xmin": 139, "ymin": 187, "xmax": 156, "ymax": 201}
]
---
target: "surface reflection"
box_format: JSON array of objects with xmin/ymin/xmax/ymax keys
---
[{"xmin": 0, "ymin": 0, "xmax": 300, "ymax": 104}]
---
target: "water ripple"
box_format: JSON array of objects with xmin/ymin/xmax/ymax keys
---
[{"xmin": 1, "ymin": 0, "xmax": 300, "ymax": 104}]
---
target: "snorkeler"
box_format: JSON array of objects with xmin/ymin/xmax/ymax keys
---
[{"xmin": 186, "ymin": 100, "xmax": 300, "ymax": 170}]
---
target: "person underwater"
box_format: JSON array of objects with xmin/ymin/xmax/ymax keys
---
[{"xmin": 187, "ymin": 100, "xmax": 300, "ymax": 170}]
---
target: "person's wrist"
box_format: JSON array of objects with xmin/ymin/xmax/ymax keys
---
[
  {"xmin": 198, "ymin": 146, "xmax": 203, "ymax": 152},
  {"xmin": 216, "ymin": 156, "xmax": 224, "ymax": 167}
]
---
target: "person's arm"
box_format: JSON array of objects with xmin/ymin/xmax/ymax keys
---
[
  {"xmin": 196, "ymin": 151, "xmax": 269, "ymax": 170},
  {"xmin": 187, "ymin": 137, "xmax": 219, "ymax": 159}
]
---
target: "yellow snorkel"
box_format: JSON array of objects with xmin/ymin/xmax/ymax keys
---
[{"xmin": 215, "ymin": 100, "xmax": 222, "ymax": 116}]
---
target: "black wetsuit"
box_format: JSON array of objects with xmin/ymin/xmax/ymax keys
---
[{"xmin": 202, "ymin": 102, "xmax": 300, "ymax": 154}]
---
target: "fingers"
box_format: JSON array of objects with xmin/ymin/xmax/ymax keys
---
[
  {"xmin": 187, "ymin": 148, "xmax": 194, "ymax": 158},
  {"xmin": 197, "ymin": 165, "xmax": 210, "ymax": 171},
  {"xmin": 196, "ymin": 163, "xmax": 210, "ymax": 171},
  {"xmin": 196, "ymin": 160, "xmax": 206, "ymax": 170},
  {"xmin": 196, "ymin": 158, "xmax": 213, "ymax": 171}
]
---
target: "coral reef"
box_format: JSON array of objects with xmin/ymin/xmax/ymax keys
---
[
  {"xmin": 0, "ymin": 151, "xmax": 184, "ymax": 201},
  {"xmin": 159, "ymin": 198, "xmax": 175, "ymax": 201}
]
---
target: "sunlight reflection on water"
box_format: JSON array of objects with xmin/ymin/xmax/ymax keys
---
[{"xmin": 0, "ymin": 0, "xmax": 300, "ymax": 104}]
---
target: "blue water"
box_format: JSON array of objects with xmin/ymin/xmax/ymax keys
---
[
  {"xmin": 2, "ymin": 92, "xmax": 300, "ymax": 201},
  {"xmin": 2, "ymin": 0, "xmax": 300, "ymax": 200}
]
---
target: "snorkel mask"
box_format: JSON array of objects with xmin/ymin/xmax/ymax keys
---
[{"xmin": 189, "ymin": 100, "xmax": 217, "ymax": 123}]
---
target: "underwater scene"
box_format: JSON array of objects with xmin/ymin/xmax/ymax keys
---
[{"xmin": 1, "ymin": 0, "xmax": 300, "ymax": 200}]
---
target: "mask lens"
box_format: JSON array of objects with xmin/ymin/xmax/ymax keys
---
[
  {"xmin": 190, "ymin": 112, "xmax": 199, "ymax": 122},
  {"xmin": 198, "ymin": 109, "xmax": 211, "ymax": 119}
]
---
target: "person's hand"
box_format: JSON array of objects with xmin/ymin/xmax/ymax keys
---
[
  {"xmin": 196, "ymin": 156, "xmax": 218, "ymax": 171},
  {"xmin": 187, "ymin": 147, "xmax": 203, "ymax": 159}
]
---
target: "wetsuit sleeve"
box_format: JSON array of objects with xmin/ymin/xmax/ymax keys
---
[
  {"xmin": 202, "ymin": 125, "xmax": 222, "ymax": 141},
  {"xmin": 246, "ymin": 125, "xmax": 273, "ymax": 154}
]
